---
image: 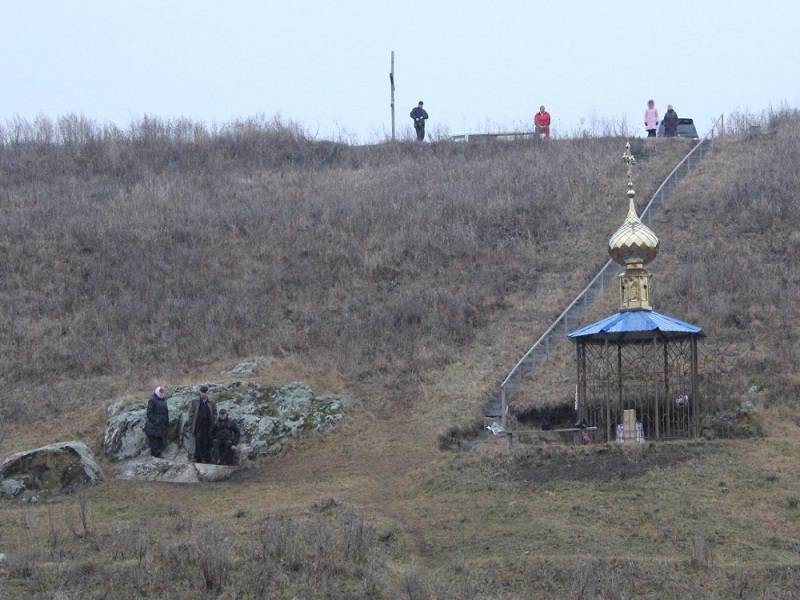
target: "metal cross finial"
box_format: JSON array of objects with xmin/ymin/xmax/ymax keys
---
[{"xmin": 622, "ymin": 141, "xmax": 636, "ymax": 181}]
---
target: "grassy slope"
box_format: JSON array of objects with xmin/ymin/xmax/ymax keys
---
[{"xmin": 1, "ymin": 115, "xmax": 800, "ymax": 598}]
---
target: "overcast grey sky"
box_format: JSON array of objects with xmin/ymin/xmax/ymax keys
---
[{"xmin": 2, "ymin": 0, "xmax": 798, "ymax": 143}]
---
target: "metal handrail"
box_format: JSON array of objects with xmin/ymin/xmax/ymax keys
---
[
  {"xmin": 641, "ymin": 114, "xmax": 724, "ymax": 225},
  {"xmin": 500, "ymin": 257, "xmax": 613, "ymax": 389},
  {"xmin": 494, "ymin": 115, "xmax": 725, "ymax": 426}
]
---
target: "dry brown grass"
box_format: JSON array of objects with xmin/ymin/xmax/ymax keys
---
[
  {"xmin": 0, "ymin": 116, "xmax": 689, "ymax": 425},
  {"xmin": 2, "ymin": 110, "xmax": 800, "ymax": 598}
]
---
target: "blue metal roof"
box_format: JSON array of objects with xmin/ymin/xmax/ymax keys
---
[{"xmin": 568, "ymin": 309, "xmax": 704, "ymax": 342}]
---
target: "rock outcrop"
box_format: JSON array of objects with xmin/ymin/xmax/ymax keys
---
[
  {"xmin": 104, "ymin": 381, "xmax": 352, "ymax": 464},
  {"xmin": 0, "ymin": 441, "xmax": 101, "ymax": 499}
]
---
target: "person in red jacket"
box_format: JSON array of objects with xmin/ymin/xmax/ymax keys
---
[{"xmin": 535, "ymin": 105, "xmax": 551, "ymax": 138}]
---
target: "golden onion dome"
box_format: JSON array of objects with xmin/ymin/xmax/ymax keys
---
[{"xmin": 608, "ymin": 188, "xmax": 659, "ymax": 266}]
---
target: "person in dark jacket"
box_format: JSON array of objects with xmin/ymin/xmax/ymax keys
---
[
  {"xmin": 144, "ymin": 386, "xmax": 169, "ymax": 458},
  {"xmin": 211, "ymin": 409, "xmax": 241, "ymax": 465},
  {"xmin": 662, "ymin": 105, "xmax": 678, "ymax": 137},
  {"xmin": 186, "ymin": 385, "xmax": 217, "ymax": 463},
  {"xmin": 410, "ymin": 101, "xmax": 429, "ymax": 141}
]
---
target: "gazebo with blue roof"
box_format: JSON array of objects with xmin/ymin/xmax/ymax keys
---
[{"xmin": 569, "ymin": 143, "xmax": 704, "ymax": 442}]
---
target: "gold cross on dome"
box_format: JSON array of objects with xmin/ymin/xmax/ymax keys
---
[{"xmin": 622, "ymin": 141, "xmax": 636, "ymax": 182}]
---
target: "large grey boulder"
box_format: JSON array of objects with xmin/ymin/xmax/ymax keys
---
[
  {"xmin": 0, "ymin": 441, "xmax": 101, "ymax": 498},
  {"xmin": 104, "ymin": 381, "xmax": 352, "ymax": 465}
]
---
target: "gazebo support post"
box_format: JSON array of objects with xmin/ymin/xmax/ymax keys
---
[
  {"xmin": 691, "ymin": 336, "xmax": 699, "ymax": 437},
  {"xmin": 604, "ymin": 337, "xmax": 612, "ymax": 442},
  {"xmin": 617, "ymin": 343, "xmax": 624, "ymax": 435}
]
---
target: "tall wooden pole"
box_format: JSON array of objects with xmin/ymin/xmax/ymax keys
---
[{"xmin": 390, "ymin": 51, "xmax": 396, "ymax": 141}]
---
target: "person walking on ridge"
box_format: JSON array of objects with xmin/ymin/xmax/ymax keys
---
[
  {"xmin": 535, "ymin": 105, "xmax": 551, "ymax": 138},
  {"xmin": 410, "ymin": 101, "xmax": 428, "ymax": 141},
  {"xmin": 644, "ymin": 99, "xmax": 659, "ymax": 137}
]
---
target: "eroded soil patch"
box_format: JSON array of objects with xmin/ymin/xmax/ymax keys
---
[{"xmin": 510, "ymin": 441, "xmax": 716, "ymax": 485}]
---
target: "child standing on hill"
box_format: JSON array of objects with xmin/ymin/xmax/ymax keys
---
[{"xmin": 644, "ymin": 99, "xmax": 659, "ymax": 138}]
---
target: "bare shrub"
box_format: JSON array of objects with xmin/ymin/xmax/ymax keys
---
[
  {"xmin": 342, "ymin": 514, "xmax": 373, "ymax": 563},
  {"xmin": 257, "ymin": 513, "xmax": 299, "ymax": 565},
  {"xmin": 253, "ymin": 510, "xmax": 379, "ymax": 588},
  {"xmin": 360, "ymin": 559, "xmax": 386, "ymax": 600},
  {"xmin": 312, "ymin": 519, "xmax": 339, "ymax": 579},
  {"xmin": 243, "ymin": 555, "xmax": 281, "ymax": 597},
  {"xmin": 166, "ymin": 505, "xmax": 193, "ymax": 534},
  {"xmin": 20, "ymin": 506, "xmax": 38, "ymax": 530},
  {"xmin": 195, "ymin": 528, "xmax": 236, "ymax": 591},
  {"xmin": 5, "ymin": 550, "xmax": 39, "ymax": 580},
  {"xmin": 399, "ymin": 567, "xmax": 428, "ymax": 600},
  {"xmin": 568, "ymin": 558, "xmax": 600, "ymax": 599},
  {"xmin": 110, "ymin": 527, "xmax": 134, "ymax": 561},
  {"xmin": 134, "ymin": 534, "xmax": 150, "ymax": 566},
  {"xmin": 64, "ymin": 488, "xmax": 91, "ymax": 539},
  {"xmin": 429, "ymin": 571, "xmax": 479, "ymax": 600},
  {"xmin": 690, "ymin": 533, "xmax": 715, "ymax": 570},
  {"xmin": 48, "ymin": 516, "xmax": 63, "ymax": 554}
]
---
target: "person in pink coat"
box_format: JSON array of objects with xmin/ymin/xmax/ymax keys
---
[{"xmin": 644, "ymin": 99, "xmax": 659, "ymax": 138}]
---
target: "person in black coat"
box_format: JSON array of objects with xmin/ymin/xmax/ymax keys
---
[
  {"xmin": 186, "ymin": 385, "xmax": 217, "ymax": 463},
  {"xmin": 662, "ymin": 105, "xmax": 679, "ymax": 137},
  {"xmin": 144, "ymin": 386, "xmax": 169, "ymax": 458},
  {"xmin": 211, "ymin": 409, "xmax": 241, "ymax": 465}
]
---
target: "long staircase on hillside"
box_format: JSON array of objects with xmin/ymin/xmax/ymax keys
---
[{"xmin": 486, "ymin": 128, "xmax": 721, "ymax": 428}]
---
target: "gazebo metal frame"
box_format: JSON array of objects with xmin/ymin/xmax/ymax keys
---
[{"xmin": 574, "ymin": 328, "xmax": 703, "ymax": 443}]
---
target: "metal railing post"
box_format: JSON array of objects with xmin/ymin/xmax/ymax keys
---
[{"xmin": 500, "ymin": 387, "xmax": 508, "ymax": 429}]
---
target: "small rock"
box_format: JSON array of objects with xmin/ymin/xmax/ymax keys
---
[
  {"xmin": 740, "ymin": 400, "xmax": 758, "ymax": 414},
  {"xmin": 748, "ymin": 385, "xmax": 762, "ymax": 394},
  {"xmin": 0, "ymin": 478, "xmax": 24, "ymax": 498},
  {"xmin": 194, "ymin": 463, "xmax": 237, "ymax": 482},
  {"xmin": 21, "ymin": 490, "xmax": 39, "ymax": 504},
  {"xmin": 230, "ymin": 362, "xmax": 258, "ymax": 376}
]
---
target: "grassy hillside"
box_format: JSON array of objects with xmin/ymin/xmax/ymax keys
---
[
  {"xmin": 0, "ymin": 117, "xmax": 690, "ymax": 424},
  {"xmin": 1, "ymin": 111, "xmax": 800, "ymax": 598}
]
